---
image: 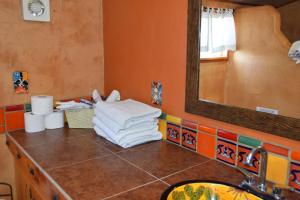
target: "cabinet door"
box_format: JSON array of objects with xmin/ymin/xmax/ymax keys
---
[{"xmin": 15, "ymin": 161, "xmax": 45, "ymax": 200}]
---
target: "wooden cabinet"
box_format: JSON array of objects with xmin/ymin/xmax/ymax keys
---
[
  {"xmin": 15, "ymin": 162, "xmax": 44, "ymax": 200},
  {"xmin": 6, "ymin": 136, "xmax": 67, "ymax": 200}
]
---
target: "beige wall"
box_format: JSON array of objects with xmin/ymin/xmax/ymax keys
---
[
  {"xmin": 279, "ymin": 0, "xmax": 300, "ymax": 43},
  {"xmin": 200, "ymin": 5, "xmax": 300, "ymax": 118},
  {"xmin": 0, "ymin": 0, "xmax": 104, "ymax": 107}
]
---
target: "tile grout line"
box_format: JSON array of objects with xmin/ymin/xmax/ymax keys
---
[
  {"xmin": 46, "ymin": 154, "xmax": 113, "ymax": 172},
  {"xmin": 100, "ymin": 144, "xmax": 172, "ymax": 186},
  {"xmin": 101, "ymin": 180, "xmax": 159, "ymax": 200},
  {"xmin": 160, "ymin": 159, "xmax": 212, "ymax": 180}
]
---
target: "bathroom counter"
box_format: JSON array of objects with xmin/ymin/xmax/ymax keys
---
[{"xmin": 6, "ymin": 128, "xmax": 300, "ymax": 200}]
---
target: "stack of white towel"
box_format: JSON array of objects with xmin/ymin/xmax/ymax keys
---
[
  {"xmin": 93, "ymin": 99, "xmax": 162, "ymax": 148},
  {"xmin": 288, "ymin": 41, "xmax": 300, "ymax": 64}
]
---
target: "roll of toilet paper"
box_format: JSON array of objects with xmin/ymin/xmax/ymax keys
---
[
  {"xmin": 24, "ymin": 112, "xmax": 45, "ymax": 133},
  {"xmin": 31, "ymin": 95, "xmax": 53, "ymax": 115},
  {"xmin": 44, "ymin": 110, "xmax": 64, "ymax": 129}
]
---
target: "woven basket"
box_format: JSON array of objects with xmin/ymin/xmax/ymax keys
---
[{"xmin": 65, "ymin": 108, "xmax": 94, "ymax": 128}]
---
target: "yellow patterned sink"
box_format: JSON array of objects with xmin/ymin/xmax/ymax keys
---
[{"xmin": 161, "ymin": 181, "xmax": 263, "ymax": 200}]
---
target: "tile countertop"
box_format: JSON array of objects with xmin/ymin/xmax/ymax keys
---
[{"xmin": 6, "ymin": 128, "xmax": 300, "ymax": 200}]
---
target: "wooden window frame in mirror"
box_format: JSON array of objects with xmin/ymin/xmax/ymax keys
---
[{"xmin": 185, "ymin": 0, "xmax": 300, "ymax": 141}]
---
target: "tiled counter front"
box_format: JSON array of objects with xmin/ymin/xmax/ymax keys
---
[{"xmin": 158, "ymin": 113, "xmax": 300, "ymax": 192}]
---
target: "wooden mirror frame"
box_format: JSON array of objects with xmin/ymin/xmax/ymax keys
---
[{"xmin": 185, "ymin": 0, "xmax": 300, "ymax": 141}]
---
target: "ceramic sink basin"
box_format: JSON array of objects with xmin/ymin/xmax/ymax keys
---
[{"xmin": 161, "ymin": 180, "xmax": 265, "ymax": 200}]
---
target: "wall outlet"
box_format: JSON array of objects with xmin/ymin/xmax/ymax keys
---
[{"xmin": 256, "ymin": 106, "xmax": 278, "ymax": 115}]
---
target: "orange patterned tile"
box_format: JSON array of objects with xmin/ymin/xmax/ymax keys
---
[
  {"xmin": 197, "ymin": 125, "xmax": 216, "ymax": 135},
  {"xmin": 197, "ymin": 132, "xmax": 216, "ymax": 159},
  {"xmin": 6, "ymin": 111, "xmax": 25, "ymax": 131},
  {"xmin": 0, "ymin": 108, "xmax": 4, "ymax": 125}
]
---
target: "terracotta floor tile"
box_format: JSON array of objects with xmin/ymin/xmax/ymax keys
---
[
  {"xmin": 48, "ymin": 155, "xmax": 156, "ymax": 200},
  {"xmin": 117, "ymin": 141, "xmax": 209, "ymax": 178},
  {"xmin": 163, "ymin": 160, "xmax": 244, "ymax": 186},
  {"xmin": 106, "ymin": 181, "xmax": 169, "ymax": 200},
  {"xmin": 25, "ymin": 136, "xmax": 113, "ymax": 169}
]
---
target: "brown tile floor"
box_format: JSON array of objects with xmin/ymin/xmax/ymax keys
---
[{"xmin": 8, "ymin": 129, "xmax": 300, "ymax": 200}]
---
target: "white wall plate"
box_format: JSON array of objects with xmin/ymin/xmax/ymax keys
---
[{"xmin": 22, "ymin": 0, "xmax": 50, "ymax": 22}]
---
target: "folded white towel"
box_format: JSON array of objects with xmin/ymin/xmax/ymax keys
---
[
  {"xmin": 93, "ymin": 116, "xmax": 158, "ymax": 135},
  {"xmin": 288, "ymin": 41, "xmax": 300, "ymax": 64},
  {"xmin": 93, "ymin": 125, "xmax": 162, "ymax": 148},
  {"xmin": 95, "ymin": 111, "xmax": 158, "ymax": 133},
  {"xmin": 95, "ymin": 99, "xmax": 161, "ymax": 129}
]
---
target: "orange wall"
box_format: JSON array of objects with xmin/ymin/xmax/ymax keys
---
[
  {"xmin": 0, "ymin": 0, "xmax": 104, "ymax": 107},
  {"xmin": 103, "ymin": 0, "xmax": 300, "ymax": 151}
]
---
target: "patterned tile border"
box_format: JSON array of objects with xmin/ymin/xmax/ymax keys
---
[{"xmin": 159, "ymin": 113, "xmax": 300, "ymax": 192}]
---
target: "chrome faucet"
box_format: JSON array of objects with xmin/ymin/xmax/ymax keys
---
[{"xmin": 245, "ymin": 146, "xmax": 268, "ymax": 192}]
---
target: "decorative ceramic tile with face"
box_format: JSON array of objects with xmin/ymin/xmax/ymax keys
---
[
  {"xmin": 166, "ymin": 122, "xmax": 181, "ymax": 145},
  {"xmin": 151, "ymin": 81, "xmax": 162, "ymax": 105},
  {"xmin": 13, "ymin": 71, "xmax": 29, "ymax": 94},
  {"xmin": 181, "ymin": 127, "xmax": 197, "ymax": 151},
  {"xmin": 217, "ymin": 138, "xmax": 237, "ymax": 166},
  {"xmin": 237, "ymin": 145, "xmax": 260, "ymax": 174}
]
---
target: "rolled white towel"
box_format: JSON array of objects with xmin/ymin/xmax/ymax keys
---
[{"xmin": 95, "ymin": 99, "xmax": 161, "ymax": 130}]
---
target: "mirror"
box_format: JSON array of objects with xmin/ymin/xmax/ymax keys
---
[
  {"xmin": 185, "ymin": 0, "xmax": 300, "ymax": 141},
  {"xmin": 198, "ymin": 0, "xmax": 300, "ymax": 119}
]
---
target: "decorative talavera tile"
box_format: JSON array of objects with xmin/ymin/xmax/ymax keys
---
[
  {"xmin": 166, "ymin": 115, "xmax": 181, "ymax": 125},
  {"xmin": 0, "ymin": 108, "xmax": 4, "ymax": 125},
  {"xmin": 263, "ymin": 143, "xmax": 289, "ymax": 157},
  {"xmin": 24, "ymin": 103, "xmax": 32, "ymax": 112},
  {"xmin": 198, "ymin": 125, "xmax": 216, "ymax": 135},
  {"xmin": 216, "ymin": 138, "xmax": 237, "ymax": 166},
  {"xmin": 181, "ymin": 127, "xmax": 197, "ymax": 151},
  {"xmin": 238, "ymin": 135, "xmax": 261, "ymax": 147},
  {"xmin": 158, "ymin": 119, "xmax": 167, "ymax": 140},
  {"xmin": 289, "ymin": 162, "xmax": 300, "ymax": 192},
  {"xmin": 292, "ymin": 151, "xmax": 300, "ymax": 162},
  {"xmin": 197, "ymin": 132, "xmax": 216, "ymax": 159},
  {"xmin": 166, "ymin": 122, "xmax": 181, "ymax": 144},
  {"xmin": 5, "ymin": 111, "xmax": 25, "ymax": 131},
  {"xmin": 5, "ymin": 104, "xmax": 24, "ymax": 112},
  {"xmin": 151, "ymin": 81, "xmax": 162, "ymax": 105},
  {"xmin": 13, "ymin": 71, "xmax": 29, "ymax": 94},
  {"xmin": 217, "ymin": 129, "xmax": 237, "ymax": 142},
  {"xmin": 159, "ymin": 112, "xmax": 167, "ymax": 120},
  {"xmin": 237, "ymin": 145, "xmax": 260, "ymax": 174},
  {"xmin": 266, "ymin": 153, "xmax": 289, "ymax": 185},
  {"xmin": 181, "ymin": 120, "xmax": 198, "ymax": 130}
]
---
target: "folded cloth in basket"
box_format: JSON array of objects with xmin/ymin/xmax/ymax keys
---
[
  {"xmin": 95, "ymin": 99, "xmax": 162, "ymax": 129},
  {"xmin": 93, "ymin": 125, "xmax": 162, "ymax": 148}
]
